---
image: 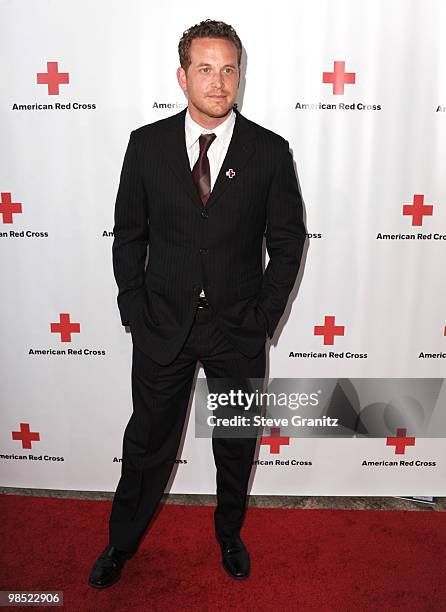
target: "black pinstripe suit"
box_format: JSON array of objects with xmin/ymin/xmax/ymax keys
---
[{"xmin": 109, "ymin": 108, "xmax": 306, "ymax": 552}]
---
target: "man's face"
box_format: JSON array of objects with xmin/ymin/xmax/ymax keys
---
[{"xmin": 177, "ymin": 37, "xmax": 240, "ymax": 127}]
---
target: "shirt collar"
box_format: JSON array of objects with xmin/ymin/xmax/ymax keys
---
[{"xmin": 185, "ymin": 108, "xmax": 236, "ymax": 150}]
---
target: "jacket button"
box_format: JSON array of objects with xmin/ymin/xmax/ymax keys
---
[
  {"xmin": 201, "ymin": 210, "xmax": 208, "ymax": 218},
  {"xmin": 199, "ymin": 248, "xmax": 208, "ymax": 255}
]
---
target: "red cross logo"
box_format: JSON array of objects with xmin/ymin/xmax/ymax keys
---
[
  {"xmin": 402, "ymin": 194, "xmax": 433, "ymax": 227},
  {"xmin": 225, "ymin": 168, "xmax": 236, "ymax": 179},
  {"xmin": 0, "ymin": 192, "xmax": 22, "ymax": 224},
  {"xmin": 12, "ymin": 423, "xmax": 40, "ymax": 449},
  {"xmin": 386, "ymin": 428, "xmax": 416, "ymax": 455},
  {"xmin": 50, "ymin": 313, "xmax": 80, "ymax": 342},
  {"xmin": 261, "ymin": 427, "xmax": 290, "ymax": 454},
  {"xmin": 37, "ymin": 61, "xmax": 69, "ymax": 95},
  {"xmin": 323, "ymin": 61, "xmax": 356, "ymax": 95},
  {"xmin": 314, "ymin": 315, "xmax": 345, "ymax": 345}
]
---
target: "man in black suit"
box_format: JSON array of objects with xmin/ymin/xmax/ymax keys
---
[{"xmin": 89, "ymin": 19, "xmax": 306, "ymax": 588}]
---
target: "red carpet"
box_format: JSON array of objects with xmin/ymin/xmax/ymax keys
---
[{"xmin": 1, "ymin": 495, "xmax": 445, "ymax": 611}]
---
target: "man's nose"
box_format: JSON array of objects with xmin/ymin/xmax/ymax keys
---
[{"xmin": 212, "ymin": 71, "xmax": 224, "ymax": 89}]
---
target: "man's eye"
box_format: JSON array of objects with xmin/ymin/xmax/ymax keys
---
[
  {"xmin": 200, "ymin": 67, "xmax": 210, "ymax": 73},
  {"xmin": 224, "ymin": 67, "xmax": 235, "ymax": 74}
]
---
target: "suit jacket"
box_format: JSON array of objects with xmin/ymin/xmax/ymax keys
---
[{"xmin": 112, "ymin": 108, "xmax": 306, "ymax": 365}]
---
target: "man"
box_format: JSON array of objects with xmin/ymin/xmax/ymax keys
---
[{"xmin": 88, "ymin": 19, "xmax": 306, "ymax": 588}]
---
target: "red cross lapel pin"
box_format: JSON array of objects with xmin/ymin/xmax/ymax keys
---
[{"xmin": 225, "ymin": 168, "xmax": 236, "ymax": 179}]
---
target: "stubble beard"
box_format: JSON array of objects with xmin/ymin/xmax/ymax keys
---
[{"xmin": 192, "ymin": 95, "xmax": 235, "ymax": 120}]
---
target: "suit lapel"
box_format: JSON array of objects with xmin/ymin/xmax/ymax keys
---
[
  {"xmin": 158, "ymin": 108, "xmax": 257, "ymax": 211},
  {"xmin": 205, "ymin": 110, "xmax": 256, "ymax": 211},
  {"xmin": 160, "ymin": 109, "xmax": 203, "ymax": 208}
]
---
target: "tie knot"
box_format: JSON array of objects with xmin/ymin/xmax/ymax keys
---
[{"xmin": 199, "ymin": 133, "xmax": 216, "ymax": 155}]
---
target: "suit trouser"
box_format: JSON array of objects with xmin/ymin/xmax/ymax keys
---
[{"xmin": 108, "ymin": 306, "xmax": 266, "ymax": 553}]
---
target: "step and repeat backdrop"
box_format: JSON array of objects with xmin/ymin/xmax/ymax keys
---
[{"xmin": 1, "ymin": 0, "xmax": 445, "ymax": 495}]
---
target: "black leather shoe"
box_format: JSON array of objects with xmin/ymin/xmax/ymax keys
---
[
  {"xmin": 219, "ymin": 536, "xmax": 250, "ymax": 580},
  {"xmin": 88, "ymin": 545, "xmax": 133, "ymax": 589}
]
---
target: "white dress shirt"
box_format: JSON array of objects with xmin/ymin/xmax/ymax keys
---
[
  {"xmin": 185, "ymin": 108, "xmax": 236, "ymax": 190},
  {"xmin": 185, "ymin": 108, "xmax": 236, "ymax": 299}
]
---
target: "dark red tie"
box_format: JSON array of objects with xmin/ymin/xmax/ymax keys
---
[{"xmin": 192, "ymin": 133, "xmax": 216, "ymax": 205}]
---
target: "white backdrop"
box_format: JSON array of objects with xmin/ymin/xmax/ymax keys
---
[{"xmin": 1, "ymin": 0, "xmax": 445, "ymax": 495}]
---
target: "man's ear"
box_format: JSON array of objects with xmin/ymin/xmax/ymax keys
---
[{"xmin": 177, "ymin": 67, "xmax": 187, "ymax": 93}]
